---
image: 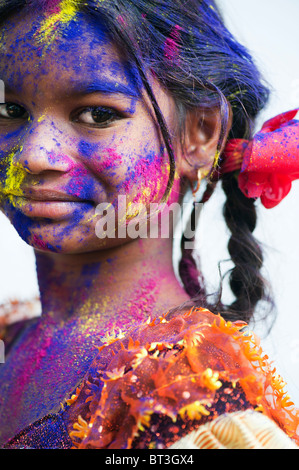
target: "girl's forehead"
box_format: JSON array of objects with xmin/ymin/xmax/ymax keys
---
[{"xmin": 0, "ymin": 11, "xmax": 139, "ymax": 95}]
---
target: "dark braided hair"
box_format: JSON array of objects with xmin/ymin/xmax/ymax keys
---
[
  {"xmin": 0, "ymin": 0, "xmax": 276, "ymax": 327},
  {"xmin": 220, "ymin": 174, "xmax": 267, "ymax": 323}
]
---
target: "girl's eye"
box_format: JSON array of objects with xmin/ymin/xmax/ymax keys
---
[
  {"xmin": 73, "ymin": 106, "xmax": 122, "ymax": 127},
  {"xmin": 0, "ymin": 102, "xmax": 28, "ymax": 120}
]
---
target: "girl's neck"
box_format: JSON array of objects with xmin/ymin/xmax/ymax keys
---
[{"xmin": 35, "ymin": 237, "xmax": 190, "ymax": 331}]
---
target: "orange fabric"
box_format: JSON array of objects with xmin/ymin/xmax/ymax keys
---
[{"xmin": 58, "ymin": 307, "xmax": 299, "ymax": 449}]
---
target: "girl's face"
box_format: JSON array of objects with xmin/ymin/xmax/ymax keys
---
[{"xmin": 0, "ymin": 11, "xmax": 182, "ymax": 254}]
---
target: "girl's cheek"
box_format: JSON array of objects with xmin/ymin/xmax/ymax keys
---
[
  {"xmin": 77, "ymin": 141, "xmax": 123, "ymax": 175},
  {"xmin": 0, "ymin": 147, "xmax": 27, "ymax": 209},
  {"xmin": 119, "ymin": 149, "xmax": 167, "ymax": 205},
  {"xmin": 74, "ymin": 141, "xmax": 126, "ymax": 201},
  {"xmin": 60, "ymin": 166, "xmax": 96, "ymax": 200},
  {"xmin": 76, "ymin": 135, "xmax": 177, "ymax": 207}
]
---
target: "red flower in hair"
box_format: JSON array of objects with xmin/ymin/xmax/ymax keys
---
[
  {"xmin": 238, "ymin": 172, "xmax": 293, "ymax": 209},
  {"xmin": 218, "ymin": 109, "xmax": 299, "ymax": 209},
  {"xmin": 238, "ymin": 109, "xmax": 299, "ymax": 209}
]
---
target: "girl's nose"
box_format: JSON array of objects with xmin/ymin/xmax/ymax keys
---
[{"xmin": 16, "ymin": 120, "xmax": 74, "ymax": 175}]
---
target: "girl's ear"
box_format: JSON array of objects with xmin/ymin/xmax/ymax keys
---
[{"xmin": 177, "ymin": 105, "xmax": 232, "ymax": 184}]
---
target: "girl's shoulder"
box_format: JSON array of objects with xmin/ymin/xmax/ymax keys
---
[{"xmin": 61, "ymin": 307, "xmax": 299, "ymax": 449}]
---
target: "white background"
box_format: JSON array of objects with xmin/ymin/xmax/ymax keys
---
[{"xmin": 1, "ymin": 1, "xmax": 299, "ymax": 404}]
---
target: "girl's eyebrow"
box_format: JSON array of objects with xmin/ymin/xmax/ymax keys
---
[
  {"xmin": 1, "ymin": 79, "xmax": 142, "ymax": 102},
  {"xmin": 73, "ymin": 79, "xmax": 141, "ymax": 99}
]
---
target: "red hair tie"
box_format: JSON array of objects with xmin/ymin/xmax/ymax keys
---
[{"xmin": 212, "ymin": 108, "xmax": 299, "ymax": 209}]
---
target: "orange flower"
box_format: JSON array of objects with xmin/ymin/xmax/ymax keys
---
[
  {"xmin": 70, "ymin": 415, "xmax": 90, "ymax": 442},
  {"xmin": 136, "ymin": 410, "xmax": 154, "ymax": 432},
  {"xmin": 178, "ymin": 401, "xmax": 210, "ymax": 421},
  {"xmin": 131, "ymin": 347, "xmax": 148, "ymax": 369},
  {"xmin": 201, "ymin": 368, "xmax": 222, "ymax": 391},
  {"xmin": 103, "ymin": 365, "xmax": 126, "ymax": 382},
  {"xmin": 97, "ymin": 327, "xmax": 126, "ymax": 352}
]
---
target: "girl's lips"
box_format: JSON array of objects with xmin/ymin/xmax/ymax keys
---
[
  {"xmin": 10, "ymin": 196, "xmax": 93, "ymax": 219},
  {"xmin": 20, "ymin": 187, "xmax": 88, "ymax": 202}
]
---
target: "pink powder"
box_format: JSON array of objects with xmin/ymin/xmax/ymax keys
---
[
  {"xmin": 43, "ymin": 0, "xmax": 61, "ymax": 14},
  {"xmin": 5, "ymin": 324, "xmax": 54, "ymax": 420},
  {"xmin": 117, "ymin": 15, "xmax": 126, "ymax": 26},
  {"xmin": 164, "ymin": 25, "xmax": 182, "ymax": 61},
  {"xmin": 125, "ymin": 278, "xmax": 159, "ymax": 322},
  {"xmin": 32, "ymin": 235, "xmax": 50, "ymax": 251},
  {"xmin": 123, "ymin": 154, "xmax": 164, "ymax": 201},
  {"xmin": 94, "ymin": 148, "xmax": 123, "ymax": 173}
]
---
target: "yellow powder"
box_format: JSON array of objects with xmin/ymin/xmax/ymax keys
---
[
  {"xmin": 0, "ymin": 147, "xmax": 27, "ymax": 207},
  {"xmin": 35, "ymin": 0, "xmax": 80, "ymax": 45}
]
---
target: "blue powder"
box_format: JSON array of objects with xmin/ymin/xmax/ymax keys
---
[
  {"xmin": 81, "ymin": 262, "xmax": 101, "ymax": 288},
  {"xmin": 3, "ymin": 128, "xmax": 24, "ymax": 140},
  {"xmin": 123, "ymin": 60, "xmax": 143, "ymax": 97},
  {"xmin": 78, "ymin": 140, "xmax": 99, "ymax": 159},
  {"xmin": 59, "ymin": 203, "xmax": 93, "ymax": 239},
  {"xmin": 5, "ymin": 202, "xmax": 58, "ymax": 251},
  {"xmin": 9, "ymin": 206, "xmax": 35, "ymax": 243},
  {"xmin": 63, "ymin": 174, "xmax": 96, "ymax": 200},
  {"xmin": 59, "ymin": 12, "xmax": 109, "ymax": 50}
]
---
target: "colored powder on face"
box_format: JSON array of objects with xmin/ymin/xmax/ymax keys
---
[
  {"xmin": 0, "ymin": 148, "xmax": 27, "ymax": 206},
  {"xmin": 37, "ymin": 115, "xmax": 46, "ymax": 123},
  {"xmin": 88, "ymin": 148, "xmax": 123, "ymax": 177},
  {"xmin": 59, "ymin": 204, "xmax": 92, "ymax": 239},
  {"xmin": 42, "ymin": 0, "xmax": 61, "ymax": 12},
  {"xmin": 58, "ymin": 14, "xmax": 87, "ymax": 45},
  {"xmin": 9, "ymin": 206, "xmax": 34, "ymax": 243},
  {"xmin": 62, "ymin": 166, "xmax": 96, "ymax": 200},
  {"xmin": 121, "ymin": 150, "xmax": 165, "ymax": 203},
  {"xmin": 101, "ymin": 148, "xmax": 123, "ymax": 169},
  {"xmin": 2, "ymin": 128, "xmax": 24, "ymax": 140},
  {"xmin": 125, "ymin": 98, "xmax": 138, "ymax": 114},
  {"xmin": 35, "ymin": 0, "xmax": 80, "ymax": 44},
  {"xmin": 46, "ymin": 152, "xmax": 65, "ymax": 166},
  {"xmin": 122, "ymin": 60, "xmax": 143, "ymax": 97},
  {"xmin": 81, "ymin": 262, "xmax": 101, "ymax": 277},
  {"xmin": 32, "ymin": 234, "xmax": 56, "ymax": 252},
  {"xmin": 78, "ymin": 140, "xmax": 99, "ymax": 159},
  {"xmin": 3, "ymin": 199, "xmax": 58, "ymax": 249},
  {"xmin": 35, "ymin": 5, "xmax": 109, "ymax": 53}
]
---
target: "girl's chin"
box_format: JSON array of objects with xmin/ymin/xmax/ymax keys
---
[{"xmin": 28, "ymin": 232, "xmax": 126, "ymax": 255}]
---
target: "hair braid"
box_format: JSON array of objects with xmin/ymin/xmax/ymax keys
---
[
  {"xmin": 218, "ymin": 173, "xmax": 275, "ymax": 325},
  {"xmin": 177, "ymin": 173, "xmax": 275, "ymax": 328},
  {"xmin": 178, "ymin": 203, "xmax": 207, "ymax": 301}
]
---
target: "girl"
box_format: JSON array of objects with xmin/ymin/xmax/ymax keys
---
[{"xmin": 0, "ymin": 0, "xmax": 298, "ymax": 449}]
